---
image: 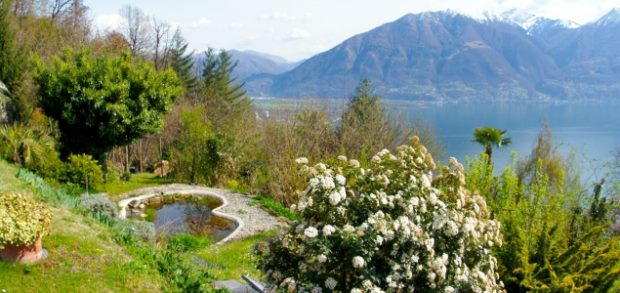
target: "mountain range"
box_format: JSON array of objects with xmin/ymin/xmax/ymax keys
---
[{"xmin": 232, "ymin": 8, "xmax": 620, "ymax": 101}]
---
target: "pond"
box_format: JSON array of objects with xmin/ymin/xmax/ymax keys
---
[{"xmin": 126, "ymin": 194, "xmax": 238, "ymax": 241}]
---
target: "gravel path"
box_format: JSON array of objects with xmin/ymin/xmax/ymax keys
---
[{"xmin": 115, "ymin": 184, "xmax": 286, "ymax": 243}]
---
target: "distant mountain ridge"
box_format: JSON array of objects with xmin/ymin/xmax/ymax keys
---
[{"xmin": 241, "ymin": 9, "xmax": 620, "ymax": 101}]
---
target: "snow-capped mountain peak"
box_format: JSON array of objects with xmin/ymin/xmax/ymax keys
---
[{"xmin": 594, "ymin": 8, "xmax": 620, "ymax": 26}]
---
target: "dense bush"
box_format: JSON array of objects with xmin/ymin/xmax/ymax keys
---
[
  {"xmin": 258, "ymin": 137, "xmax": 504, "ymax": 292},
  {"xmin": 64, "ymin": 154, "xmax": 104, "ymax": 190},
  {"xmin": 0, "ymin": 193, "xmax": 52, "ymax": 248}
]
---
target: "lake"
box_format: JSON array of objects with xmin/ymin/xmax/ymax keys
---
[{"xmin": 253, "ymin": 98, "xmax": 620, "ymax": 181}]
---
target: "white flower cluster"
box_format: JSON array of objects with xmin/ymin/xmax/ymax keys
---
[{"xmin": 261, "ymin": 137, "xmax": 505, "ymax": 292}]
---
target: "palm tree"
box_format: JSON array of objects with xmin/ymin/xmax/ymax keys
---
[
  {"xmin": 472, "ymin": 127, "xmax": 512, "ymax": 165},
  {"xmin": 0, "ymin": 124, "xmax": 54, "ymax": 167}
]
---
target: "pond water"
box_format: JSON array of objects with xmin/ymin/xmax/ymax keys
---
[{"xmin": 129, "ymin": 195, "xmax": 237, "ymax": 241}]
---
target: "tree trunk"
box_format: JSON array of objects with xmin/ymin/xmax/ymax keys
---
[{"xmin": 485, "ymin": 145, "xmax": 493, "ymax": 165}]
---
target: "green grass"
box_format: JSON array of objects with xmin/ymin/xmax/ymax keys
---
[
  {"xmin": 0, "ymin": 161, "xmax": 165, "ymax": 292},
  {"xmin": 101, "ymin": 172, "xmax": 172, "ymax": 199},
  {"xmin": 253, "ymin": 195, "xmax": 300, "ymax": 221},
  {"xmin": 196, "ymin": 231, "xmax": 276, "ymax": 281},
  {"xmin": 0, "ymin": 159, "xmax": 29, "ymax": 193},
  {"xmin": 0, "ymin": 206, "xmax": 164, "ymax": 292}
]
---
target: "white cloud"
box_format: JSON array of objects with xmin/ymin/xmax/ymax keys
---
[
  {"xmin": 259, "ymin": 11, "xmax": 313, "ymax": 22},
  {"xmin": 228, "ymin": 22, "xmax": 244, "ymax": 29},
  {"xmin": 282, "ymin": 28, "xmax": 310, "ymax": 41},
  {"xmin": 190, "ymin": 17, "xmax": 212, "ymax": 29},
  {"xmin": 94, "ymin": 14, "xmax": 124, "ymax": 31}
]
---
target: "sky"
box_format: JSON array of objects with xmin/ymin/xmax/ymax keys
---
[{"xmin": 85, "ymin": 0, "xmax": 619, "ymax": 62}]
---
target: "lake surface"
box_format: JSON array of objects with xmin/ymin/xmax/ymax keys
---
[
  {"xmin": 384, "ymin": 101, "xmax": 620, "ymax": 180},
  {"xmin": 254, "ymin": 99, "xmax": 620, "ymax": 181}
]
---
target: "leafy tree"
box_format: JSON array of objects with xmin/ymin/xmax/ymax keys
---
[
  {"xmin": 169, "ymin": 29, "xmax": 197, "ymax": 89},
  {"xmin": 33, "ymin": 49, "xmax": 183, "ymax": 164},
  {"xmin": 472, "ymin": 127, "xmax": 512, "ymax": 165},
  {"xmin": 169, "ymin": 105, "xmax": 220, "ymax": 184},
  {"xmin": 64, "ymin": 153, "xmax": 104, "ymax": 192}
]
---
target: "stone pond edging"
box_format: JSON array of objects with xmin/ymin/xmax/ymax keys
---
[{"xmin": 116, "ymin": 184, "xmax": 284, "ymax": 244}]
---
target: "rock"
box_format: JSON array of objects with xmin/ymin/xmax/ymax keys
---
[
  {"xmin": 138, "ymin": 203, "xmax": 145, "ymax": 209},
  {"xmin": 148, "ymin": 196, "xmax": 163, "ymax": 205},
  {"xmin": 152, "ymin": 160, "xmax": 171, "ymax": 177},
  {"xmin": 128, "ymin": 200, "xmax": 139, "ymax": 208}
]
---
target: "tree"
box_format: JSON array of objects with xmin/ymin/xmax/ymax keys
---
[
  {"xmin": 119, "ymin": 5, "xmax": 151, "ymax": 55},
  {"xmin": 151, "ymin": 18, "xmax": 171, "ymax": 70},
  {"xmin": 169, "ymin": 105, "xmax": 220, "ymax": 184},
  {"xmin": 0, "ymin": 0, "xmax": 23, "ymax": 90},
  {"xmin": 338, "ymin": 79, "xmax": 405, "ymax": 159},
  {"xmin": 472, "ymin": 127, "xmax": 512, "ymax": 165},
  {"xmin": 33, "ymin": 49, "xmax": 183, "ymax": 165},
  {"xmin": 201, "ymin": 48, "xmax": 250, "ymax": 131},
  {"xmin": 169, "ymin": 29, "xmax": 197, "ymax": 89},
  {"xmin": 0, "ymin": 123, "xmax": 56, "ymax": 169}
]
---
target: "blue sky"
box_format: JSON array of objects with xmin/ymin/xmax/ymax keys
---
[{"xmin": 85, "ymin": 0, "xmax": 619, "ymax": 61}]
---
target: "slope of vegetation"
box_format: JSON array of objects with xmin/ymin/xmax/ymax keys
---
[{"xmin": 0, "ymin": 160, "xmax": 165, "ymax": 292}]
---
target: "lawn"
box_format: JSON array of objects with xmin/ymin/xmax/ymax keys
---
[
  {"xmin": 0, "ymin": 160, "xmax": 165, "ymax": 292},
  {"xmin": 197, "ymin": 231, "xmax": 276, "ymax": 281},
  {"xmin": 100, "ymin": 172, "xmax": 172, "ymax": 199},
  {"xmin": 0, "ymin": 159, "xmax": 28, "ymax": 193}
]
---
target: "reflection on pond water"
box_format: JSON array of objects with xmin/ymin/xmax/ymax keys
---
[{"xmin": 128, "ymin": 194, "xmax": 237, "ymax": 241}]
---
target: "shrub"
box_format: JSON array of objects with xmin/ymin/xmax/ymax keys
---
[
  {"xmin": 0, "ymin": 193, "xmax": 52, "ymax": 248},
  {"xmin": 113, "ymin": 219, "xmax": 156, "ymax": 243},
  {"xmin": 64, "ymin": 154, "xmax": 104, "ymax": 190},
  {"xmin": 258, "ymin": 137, "xmax": 505, "ymax": 292},
  {"xmin": 80, "ymin": 194, "xmax": 118, "ymax": 218}
]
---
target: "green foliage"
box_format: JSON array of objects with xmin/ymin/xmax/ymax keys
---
[
  {"xmin": 170, "ymin": 29, "xmax": 197, "ymax": 89},
  {"xmin": 0, "ymin": 1, "xmax": 24, "ymax": 91},
  {"xmin": 0, "ymin": 192, "xmax": 52, "ymax": 248},
  {"xmin": 167, "ymin": 233, "xmax": 211, "ymax": 252},
  {"xmin": 338, "ymin": 79, "xmax": 407, "ymax": 159},
  {"xmin": 0, "ymin": 123, "xmax": 59, "ymax": 176},
  {"xmin": 465, "ymin": 127, "xmax": 620, "ymax": 292},
  {"xmin": 113, "ymin": 219, "xmax": 156, "ymax": 243},
  {"xmin": 254, "ymin": 195, "xmax": 301, "ymax": 221},
  {"xmin": 259, "ymin": 138, "xmax": 505, "ymax": 291},
  {"xmin": 471, "ymin": 127, "xmax": 512, "ymax": 164},
  {"xmin": 169, "ymin": 104, "xmax": 220, "ymax": 184},
  {"xmin": 33, "ymin": 49, "xmax": 183, "ymax": 162},
  {"xmin": 79, "ymin": 193, "xmax": 118, "ymax": 219},
  {"xmin": 201, "ymin": 48, "xmax": 250, "ymax": 131},
  {"xmin": 64, "ymin": 154, "xmax": 104, "ymax": 191}
]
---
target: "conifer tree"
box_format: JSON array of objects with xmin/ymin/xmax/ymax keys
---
[
  {"xmin": 169, "ymin": 29, "xmax": 197, "ymax": 89},
  {"xmin": 200, "ymin": 48, "xmax": 250, "ymax": 131}
]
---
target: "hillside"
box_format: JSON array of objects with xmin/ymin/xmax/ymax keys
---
[
  {"xmin": 245, "ymin": 9, "xmax": 620, "ymax": 101},
  {"xmin": 0, "ymin": 161, "xmax": 164, "ymax": 292}
]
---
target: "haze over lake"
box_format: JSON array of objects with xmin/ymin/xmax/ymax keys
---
[{"xmin": 255, "ymin": 99, "xmax": 620, "ymax": 180}]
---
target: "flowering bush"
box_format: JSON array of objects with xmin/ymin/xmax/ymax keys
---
[
  {"xmin": 0, "ymin": 193, "xmax": 52, "ymax": 248},
  {"xmin": 258, "ymin": 137, "xmax": 505, "ymax": 292}
]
